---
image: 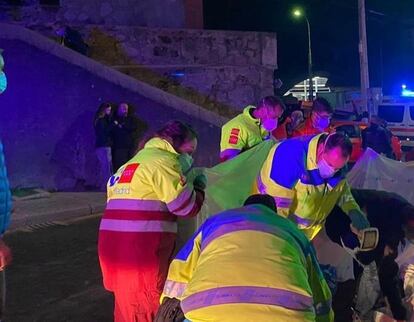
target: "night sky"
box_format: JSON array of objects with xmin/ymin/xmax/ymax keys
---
[{"xmin": 204, "ymin": 0, "xmax": 414, "ymax": 95}]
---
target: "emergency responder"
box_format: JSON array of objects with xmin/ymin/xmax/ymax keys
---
[
  {"xmin": 98, "ymin": 120, "xmax": 206, "ymax": 322},
  {"xmin": 156, "ymin": 194, "xmax": 333, "ymax": 322},
  {"xmin": 361, "ymin": 115, "xmax": 394, "ymax": 159},
  {"xmin": 258, "ymin": 132, "xmax": 370, "ymax": 240},
  {"xmin": 292, "ymin": 97, "xmax": 333, "ymax": 137},
  {"xmin": 219, "ymin": 96, "xmax": 285, "ymax": 162}
]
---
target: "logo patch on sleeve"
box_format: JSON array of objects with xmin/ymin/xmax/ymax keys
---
[
  {"xmin": 228, "ymin": 128, "xmax": 240, "ymax": 145},
  {"xmin": 118, "ymin": 163, "xmax": 140, "ymax": 183}
]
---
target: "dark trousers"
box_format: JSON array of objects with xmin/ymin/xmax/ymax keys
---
[{"xmin": 112, "ymin": 148, "xmax": 133, "ymax": 172}]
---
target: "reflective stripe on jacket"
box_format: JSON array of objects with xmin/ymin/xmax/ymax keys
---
[
  {"xmin": 259, "ymin": 134, "xmax": 360, "ymax": 240},
  {"xmin": 220, "ymin": 106, "xmax": 269, "ymax": 162},
  {"xmin": 161, "ymin": 205, "xmax": 333, "ymax": 322}
]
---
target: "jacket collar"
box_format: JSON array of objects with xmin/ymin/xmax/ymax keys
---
[
  {"xmin": 306, "ymin": 133, "xmax": 325, "ymax": 170},
  {"xmin": 243, "ymin": 105, "xmax": 260, "ymax": 125},
  {"xmin": 144, "ymin": 137, "xmax": 179, "ymax": 155}
]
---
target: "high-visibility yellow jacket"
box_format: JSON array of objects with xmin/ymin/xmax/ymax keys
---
[
  {"xmin": 99, "ymin": 137, "xmax": 204, "ymax": 292},
  {"xmin": 258, "ymin": 134, "xmax": 361, "ymax": 240},
  {"xmin": 220, "ymin": 106, "xmax": 269, "ymax": 162},
  {"xmin": 161, "ymin": 205, "xmax": 333, "ymax": 322},
  {"xmin": 106, "ymin": 137, "xmax": 201, "ymax": 217}
]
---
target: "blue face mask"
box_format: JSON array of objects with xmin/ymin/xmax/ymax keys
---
[
  {"xmin": 314, "ymin": 116, "xmax": 330, "ymax": 130},
  {"xmin": 0, "ymin": 72, "xmax": 7, "ymax": 94},
  {"xmin": 318, "ymin": 157, "xmax": 337, "ymax": 179}
]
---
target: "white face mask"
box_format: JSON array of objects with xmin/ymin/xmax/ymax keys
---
[
  {"xmin": 318, "ymin": 157, "xmax": 337, "ymax": 179},
  {"xmin": 262, "ymin": 118, "xmax": 278, "ymax": 132}
]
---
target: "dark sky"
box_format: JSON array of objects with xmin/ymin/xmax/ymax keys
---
[{"xmin": 204, "ymin": 0, "xmax": 414, "ymax": 95}]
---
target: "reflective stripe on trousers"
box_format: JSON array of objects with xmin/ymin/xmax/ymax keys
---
[{"xmin": 99, "ymin": 218, "xmax": 178, "ymax": 233}]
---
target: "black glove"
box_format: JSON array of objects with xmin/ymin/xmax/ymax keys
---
[
  {"xmin": 154, "ymin": 297, "xmax": 185, "ymax": 322},
  {"xmin": 193, "ymin": 174, "xmax": 207, "ymax": 190}
]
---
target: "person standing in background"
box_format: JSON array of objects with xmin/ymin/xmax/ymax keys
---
[
  {"xmin": 111, "ymin": 103, "xmax": 148, "ymax": 172},
  {"xmin": 94, "ymin": 102, "xmax": 114, "ymax": 191}
]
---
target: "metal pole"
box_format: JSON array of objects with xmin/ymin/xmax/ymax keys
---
[
  {"xmin": 358, "ymin": 0, "xmax": 370, "ymax": 114},
  {"xmin": 305, "ymin": 16, "xmax": 313, "ymax": 101}
]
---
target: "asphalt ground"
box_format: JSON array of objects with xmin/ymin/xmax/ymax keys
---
[{"xmin": 3, "ymin": 215, "xmax": 113, "ymax": 322}]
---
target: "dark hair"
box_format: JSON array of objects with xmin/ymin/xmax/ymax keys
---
[
  {"xmin": 243, "ymin": 194, "xmax": 277, "ymax": 213},
  {"xmin": 257, "ymin": 96, "xmax": 286, "ymax": 112},
  {"xmin": 322, "ymin": 132, "xmax": 353, "ymax": 158},
  {"xmin": 313, "ymin": 97, "xmax": 333, "ymax": 114},
  {"xmin": 94, "ymin": 102, "xmax": 113, "ymax": 124},
  {"xmin": 155, "ymin": 120, "xmax": 198, "ymax": 151}
]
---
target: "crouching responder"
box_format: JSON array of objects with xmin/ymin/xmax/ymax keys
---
[
  {"xmin": 258, "ymin": 132, "xmax": 370, "ymax": 241},
  {"xmin": 156, "ymin": 194, "xmax": 333, "ymax": 322},
  {"xmin": 219, "ymin": 96, "xmax": 285, "ymax": 162},
  {"xmin": 98, "ymin": 120, "xmax": 206, "ymax": 322}
]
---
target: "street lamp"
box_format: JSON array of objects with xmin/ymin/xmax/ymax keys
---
[{"xmin": 293, "ymin": 8, "xmax": 313, "ymax": 101}]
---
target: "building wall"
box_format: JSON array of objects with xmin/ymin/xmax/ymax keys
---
[
  {"xmin": 0, "ymin": 1, "xmax": 277, "ymax": 111},
  {"xmin": 0, "ymin": 38, "xmax": 221, "ymax": 190},
  {"xmin": 84, "ymin": 25, "xmax": 277, "ymax": 109},
  {"xmin": 0, "ymin": 0, "xmax": 186, "ymax": 27}
]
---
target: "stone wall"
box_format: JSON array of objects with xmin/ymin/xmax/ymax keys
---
[
  {"xmin": 0, "ymin": 2, "xmax": 277, "ymax": 111},
  {"xmin": 0, "ymin": 0, "xmax": 186, "ymax": 27},
  {"xmin": 84, "ymin": 26, "xmax": 277, "ymax": 110},
  {"xmin": 0, "ymin": 37, "xmax": 221, "ymax": 190}
]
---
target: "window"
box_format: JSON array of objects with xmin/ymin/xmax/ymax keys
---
[
  {"xmin": 335, "ymin": 125, "xmax": 360, "ymax": 138},
  {"xmin": 410, "ymin": 107, "xmax": 414, "ymax": 120},
  {"xmin": 378, "ymin": 105, "xmax": 404, "ymax": 123}
]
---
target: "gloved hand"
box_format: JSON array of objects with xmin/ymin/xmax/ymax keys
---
[
  {"xmin": 178, "ymin": 153, "xmax": 193, "ymax": 174},
  {"xmin": 349, "ymin": 209, "xmax": 370, "ymax": 231},
  {"xmin": 193, "ymin": 174, "xmax": 207, "ymax": 190}
]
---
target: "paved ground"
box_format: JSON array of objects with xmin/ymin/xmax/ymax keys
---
[
  {"xmin": 10, "ymin": 192, "xmax": 106, "ymax": 231},
  {"xmin": 4, "ymin": 215, "xmax": 113, "ymax": 321}
]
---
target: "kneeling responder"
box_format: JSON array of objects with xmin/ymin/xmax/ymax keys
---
[{"xmin": 156, "ymin": 194, "xmax": 333, "ymax": 322}]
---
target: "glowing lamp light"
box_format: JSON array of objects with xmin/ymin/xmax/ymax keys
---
[
  {"xmin": 293, "ymin": 9, "xmax": 302, "ymax": 18},
  {"xmin": 402, "ymin": 84, "xmax": 414, "ymax": 97}
]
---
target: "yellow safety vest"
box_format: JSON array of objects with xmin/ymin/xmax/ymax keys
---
[{"xmin": 259, "ymin": 134, "xmax": 361, "ymax": 240}]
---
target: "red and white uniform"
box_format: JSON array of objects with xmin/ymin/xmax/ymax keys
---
[{"xmin": 98, "ymin": 137, "xmax": 204, "ymax": 322}]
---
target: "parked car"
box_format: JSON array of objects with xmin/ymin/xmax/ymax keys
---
[{"xmin": 331, "ymin": 121, "xmax": 402, "ymax": 163}]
